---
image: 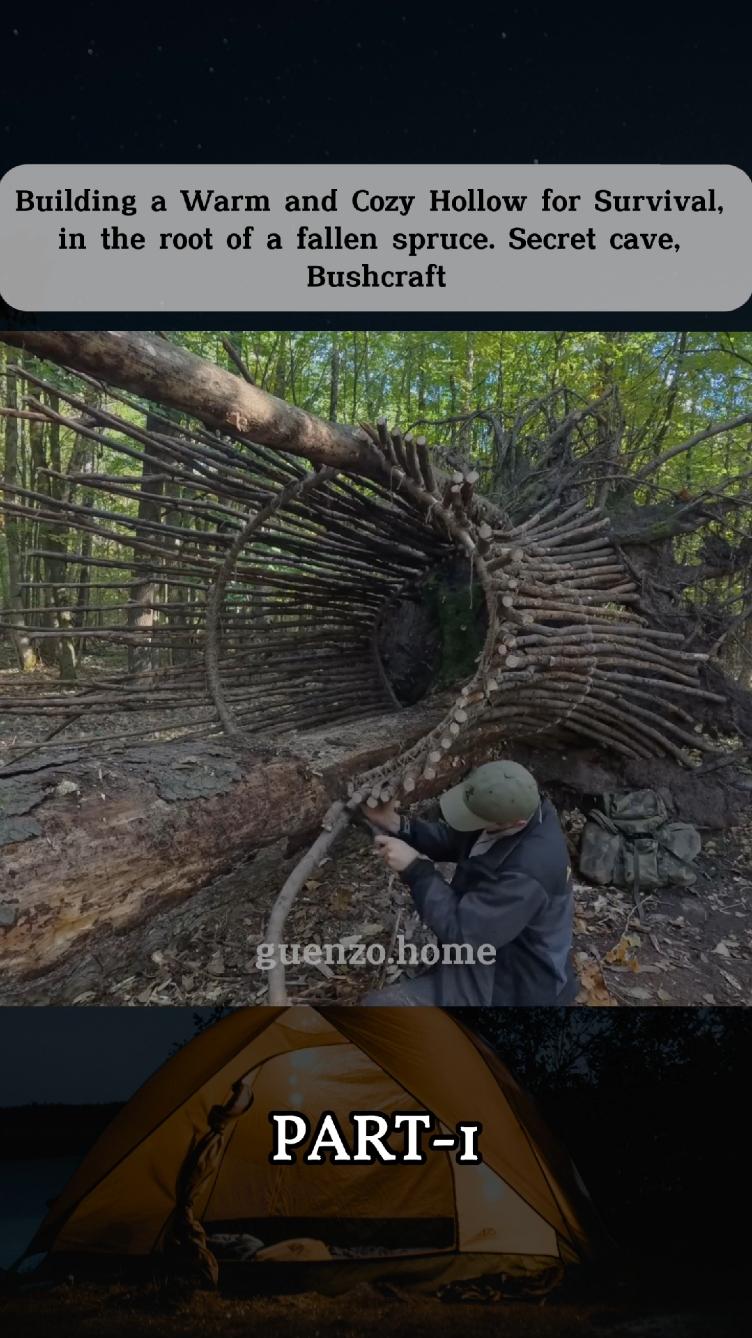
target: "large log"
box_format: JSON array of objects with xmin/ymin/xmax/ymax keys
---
[
  {"xmin": 0, "ymin": 703, "xmax": 451, "ymax": 977},
  {"xmin": 0, "ymin": 331, "xmax": 505, "ymax": 527},
  {"xmin": 1, "ymin": 699, "xmax": 748, "ymax": 979},
  {"xmin": 0, "ymin": 331, "xmax": 377, "ymax": 473}
]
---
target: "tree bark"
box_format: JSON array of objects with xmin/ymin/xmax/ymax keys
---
[
  {"xmin": 1, "ymin": 331, "xmax": 376, "ymax": 473},
  {"xmin": 0, "ymin": 332, "xmax": 512, "ymax": 543},
  {"xmin": 2, "ymin": 355, "xmax": 38, "ymax": 670},
  {"xmin": 44, "ymin": 397, "xmax": 78, "ymax": 682},
  {"xmin": 1, "ymin": 702, "xmax": 747, "ymax": 979},
  {"xmin": 127, "ymin": 411, "xmax": 168, "ymax": 673},
  {"xmin": 329, "ymin": 334, "xmax": 340, "ymax": 421},
  {"xmin": 0, "ymin": 702, "xmax": 442, "ymax": 975}
]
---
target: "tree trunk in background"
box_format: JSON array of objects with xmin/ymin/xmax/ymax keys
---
[
  {"xmin": 449, "ymin": 374, "xmax": 457, "ymax": 446},
  {"xmin": 28, "ymin": 413, "xmax": 45, "ymax": 631},
  {"xmin": 362, "ymin": 331, "xmax": 372, "ymax": 419},
  {"xmin": 72, "ymin": 385, "xmax": 101, "ymax": 660},
  {"xmin": 2, "ymin": 355, "xmax": 38, "ymax": 670},
  {"xmin": 592, "ymin": 333, "xmax": 625, "ymax": 510},
  {"xmin": 43, "ymin": 396, "xmax": 77, "ymax": 683},
  {"xmin": 272, "ymin": 333, "xmax": 287, "ymax": 400},
  {"xmin": 495, "ymin": 332, "xmax": 504, "ymax": 411},
  {"xmin": 74, "ymin": 526, "xmax": 92, "ymax": 658},
  {"xmin": 158, "ymin": 415, "xmax": 191, "ymax": 667},
  {"xmin": 28, "ymin": 408, "xmax": 57, "ymax": 669},
  {"xmin": 417, "ymin": 364, "xmax": 427, "ymax": 417},
  {"xmin": 127, "ymin": 411, "xmax": 166, "ymax": 674},
  {"xmin": 329, "ymin": 335, "xmax": 340, "ymax": 421},
  {"xmin": 458, "ymin": 333, "xmax": 476, "ymax": 453}
]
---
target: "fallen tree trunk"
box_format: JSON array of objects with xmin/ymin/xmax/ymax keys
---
[
  {"xmin": 0, "ymin": 331, "xmax": 503, "ymax": 527},
  {"xmin": 0, "ymin": 331, "xmax": 379, "ymax": 474},
  {"xmin": 1, "ymin": 704, "xmax": 748, "ymax": 978},
  {"xmin": 0, "ymin": 703, "xmax": 447, "ymax": 976}
]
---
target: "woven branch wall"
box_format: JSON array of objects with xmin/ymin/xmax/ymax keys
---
[{"xmin": 0, "ymin": 364, "xmax": 723, "ymax": 795}]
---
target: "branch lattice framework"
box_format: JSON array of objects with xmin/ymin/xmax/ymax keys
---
[{"xmin": 0, "ymin": 364, "xmax": 723, "ymax": 795}]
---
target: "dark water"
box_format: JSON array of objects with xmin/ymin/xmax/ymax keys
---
[{"xmin": 0, "ymin": 1157, "xmax": 79, "ymax": 1267}]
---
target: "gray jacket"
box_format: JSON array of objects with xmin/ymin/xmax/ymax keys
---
[{"xmin": 395, "ymin": 797, "xmax": 576, "ymax": 1007}]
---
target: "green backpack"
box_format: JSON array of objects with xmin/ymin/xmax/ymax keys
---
[{"xmin": 578, "ymin": 790, "xmax": 702, "ymax": 890}]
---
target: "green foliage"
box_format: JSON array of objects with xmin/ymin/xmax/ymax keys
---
[
  {"xmin": 7, "ymin": 329, "xmax": 752, "ymax": 502},
  {"xmin": 166, "ymin": 329, "xmax": 752, "ymax": 489},
  {"xmin": 2, "ymin": 331, "xmax": 751, "ymax": 677}
]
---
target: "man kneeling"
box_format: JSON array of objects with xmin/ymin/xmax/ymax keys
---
[{"xmin": 361, "ymin": 760, "xmax": 576, "ymax": 1007}]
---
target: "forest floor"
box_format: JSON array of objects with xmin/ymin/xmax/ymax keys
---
[
  {"xmin": 0, "ymin": 1280, "xmax": 745, "ymax": 1338},
  {"xmin": 2, "ymin": 785, "xmax": 750, "ymax": 1008},
  {"xmin": 1, "ymin": 660, "xmax": 751, "ymax": 1008}
]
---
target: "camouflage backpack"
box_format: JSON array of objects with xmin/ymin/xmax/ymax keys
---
[{"xmin": 578, "ymin": 789, "xmax": 702, "ymax": 890}]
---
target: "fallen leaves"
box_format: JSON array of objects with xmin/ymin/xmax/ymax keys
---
[
  {"xmin": 604, "ymin": 934, "xmax": 641, "ymax": 970},
  {"xmin": 574, "ymin": 952, "xmax": 618, "ymax": 1006},
  {"xmin": 712, "ymin": 938, "xmax": 741, "ymax": 958},
  {"xmin": 619, "ymin": 986, "xmax": 653, "ymax": 1001},
  {"xmin": 571, "ymin": 821, "xmax": 752, "ymax": 1006},
  {"xmin": 309, "ymin": 959, "xmax": 337, "ymax": 979},
  {"xmin": 3, "ymin": 795, "xmax": 752, "ymax": 1008}
]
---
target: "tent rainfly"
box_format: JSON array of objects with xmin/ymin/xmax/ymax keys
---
[{"xmin": 25, "ymin": 1007, "xmax": 605, "ymax": 1294}]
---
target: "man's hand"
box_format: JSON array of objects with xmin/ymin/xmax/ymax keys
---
[
  {"xmin": 373, "ymin": 834, "xmax": 422, "ymax": 873},
  {"xmin": 362, "ymin": 796, "xmax": 400, "ymax": 834}
]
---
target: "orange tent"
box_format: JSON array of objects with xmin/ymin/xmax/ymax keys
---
[{"xmin": 26, "ymin": 1007, "xmax": 603, "ymax": 1293}]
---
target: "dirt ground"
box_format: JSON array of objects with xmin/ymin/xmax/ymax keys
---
[
  {"xmin": 0, "ymin": 1281, "xmax": 745, "ymax": 1338},
  {"xmin": 1, "ymin": 661, "xmax": 751, "ymax": 1008},
  {"xmin": 1, "ymin": 793, "xmax": 750, "ymax": 1008}
]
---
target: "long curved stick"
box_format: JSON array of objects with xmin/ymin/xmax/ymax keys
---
[{"xmin": 267, "ymin": 798, "xmax": 356, "ymax": 1004}]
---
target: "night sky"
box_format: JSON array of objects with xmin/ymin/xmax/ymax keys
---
[
  {"xmin": 1, "ymin": 10, "xmax": 750, "ymax": 328},
  {"xmin": 2, "ymin": 1008, "xmax": 748, "ymax": 1108},
  {"xmin": 0, "ymin": 1009, "xmax": 211, "ymax": 1105},
  {"xmin": 1, "ymin": 9, "xmax": 749, "ymax": 169}
]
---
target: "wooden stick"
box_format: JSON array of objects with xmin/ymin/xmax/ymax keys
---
[{"xmin": 267, "ymin": 800, "xmax": 355, "ymax": 1004}]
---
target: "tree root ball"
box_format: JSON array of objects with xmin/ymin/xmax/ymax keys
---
[{"xmin": 375, "ymin": 556, "xmax": 488, "ymax": 705}]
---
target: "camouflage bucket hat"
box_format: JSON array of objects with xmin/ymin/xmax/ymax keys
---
[{"xmin": 439, "ymin": 761, "xmax": 540, "ymax": 832}]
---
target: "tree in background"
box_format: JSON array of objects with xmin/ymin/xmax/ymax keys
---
[{"xmin": 2, "ymin": 330, "xmax": 751, "ymax": 690}]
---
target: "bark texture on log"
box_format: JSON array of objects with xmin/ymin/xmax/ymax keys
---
[
  {"xmin": 1, "ymin": 704, "xmax": 747, "ymax": 978},
  {"xmin": 0, "ymin": 331, "xmax": 377, "ymax": 474},
  {"xmin": 0, "ymin": 703, "xmax": 445, "ymax": 975}
]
